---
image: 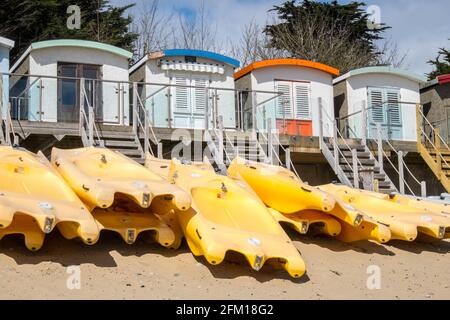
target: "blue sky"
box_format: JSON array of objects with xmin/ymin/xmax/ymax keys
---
[{"xmin": 113, "ymin": 0, "xmax": 450, "ymax": 76}]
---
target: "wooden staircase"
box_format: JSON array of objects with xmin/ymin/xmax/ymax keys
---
[
  {"xmin": 324, "ymin": 142, "xmax": 397, "ymax": 194},
  {"xmin": 417, "ymin": 106, "xmax": 450, "ymax": 192}
]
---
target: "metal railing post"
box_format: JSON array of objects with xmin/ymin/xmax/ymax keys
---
[
  {"xmin": 5, "ymin": 102, "xmax": 11, "ymax": 146},
  {"xmin": 333, "ymin": 119, "xmax": 339, "ymax": 173},
  {"xmin": 79, "ymin": 78, "xmax": 85, "ymax": 124},
  {"xmin": 376, "ymin": 123, "xmax": 384, "ymax": 171},
  {"xmin": 421, "ymin": 181, "xmax": 427, "ymax": 198},
  {"xmin": 398, "ymin": 150, "xmax": 405, "ymax": 194},
  {"xmin": 361, "ymin": 100, "xmax": 367, "ymax": 144},
  {"xmin": 218, "ymin": 115, "xmax": 224, "ymax": 166},
  {"xmin": 167, "ymin": 87, "xmax": 172, "ymax": 129},
  {"xmin": 157, "ymin": 142, "xmax": 163, "ymax": 159},
  {"xmin": 205, "ymin": 87, "xmax": 210, "ymax": 130},
  {"xmin": 88, "ymin": 108, "xmax": 94, "ymax": 147},
  {"xmin": 144, "ymin": 108, "xmax": 150, "ymax": 155},
  {"xmin": 436, "ymin": 127, "xmax": 442, "ymax": 175},
  {"xmin": 352, "ymin": 148, "xmax": 359, "ymax": 188},
  {"xmin": 38, "ymin": 78, "xmax": 43, "ymax": 121},
  {"xmin": 251, "ymin": 91, "xmax": 257, "ymax": 137},
  {"xmin": 286, "ymin": 148, "xmax": 291, "ymax": 170},
  {"xmin": 318, "ymin": 97, "xmax": 324, "ymax": 149},
  {"xmin": 132, "ymin": 82, "xmax": 138, "ymax": 134},
  {"xmin": 0, "ymin": 75, "xmax": 4, "ymax": 145},
  {"xmin": 267, "ymin": 117, "xmax": 273, "ymax": 164}
]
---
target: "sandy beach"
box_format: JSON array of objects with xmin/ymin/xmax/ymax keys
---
[{"xmin": 0, "ymin": 229, "xmax": 448, "ymax": 300}]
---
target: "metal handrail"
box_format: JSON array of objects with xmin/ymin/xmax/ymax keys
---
[
  {"xmin": 80, "ymin": 81, "xmax": 102, "ymax": 146},
  {"xmin": 136, "ymin": 89, "xmax": 158, "ymax": 144},
  {"xmin": 378, "ymin": 137, "xmax": 416, "ymax": 195},
  {"xmin": 383, "ymin": 134, "xmax": 422, "ymax": 187},
  {"xmin": 420, "ymin": 125, "xmax": 450, "ymax": 169},
  {"xmin": 418, "ymin": 107, "xmax": 450, "ymax": 151},
  {"xmin": 321, "ymin": 104, "xmax": 366, "ymax": 172},
  {"xmin": 4, "ymin": 72, "xmax": 283, "ymax": 95}
]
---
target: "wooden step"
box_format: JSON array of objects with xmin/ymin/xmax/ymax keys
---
[
  {"xmin": 340, "ymin": 158, "xmax": 375, "ymax": 166},
  {"xmin": 341, "ymin": 151, "xmax": 371, "ymax": 158},
  {"xmin": 104, "ymin": 139, "xmax": 138, "ymax": 148},
  {"xmin": 341, "ymin": 165, "xmax": 381, "ymax": 173},
  {"xmin": 326, "ymin": 143, "xmax": 366, "ymax": 152}
]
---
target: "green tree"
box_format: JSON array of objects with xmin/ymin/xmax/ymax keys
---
[
  {"xmin": 0, "ymin": 0, "xmax": 137, "ymax": 62},
  {"xmin": 428, "ymin": 46, "xmax": 450, "ymax": 80},
  {"xmin": 264, "ymin": 0, "xmax": 391, "ymax": 73}
]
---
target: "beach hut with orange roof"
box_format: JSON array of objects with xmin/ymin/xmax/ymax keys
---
[{"xmin": 234, "ymin": 58, "xmax": 339, "ymax": 137}]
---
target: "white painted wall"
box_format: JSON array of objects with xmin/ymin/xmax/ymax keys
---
[
  {"xmin": 0, "ymin": 46, "xmax": 10, "ymax": 118},
  {"xmin": 28, "ymin": 46, "xmax": 130, "ymax": 124},
  {"xmin": 249, "ymin": 65, "xmax": 335, "ymax": 137},
  {"xmin": 142, "ymin": 57, "xmax": 236, "ymax": 128},
  {"xmin": 344, "ymin": 73, "xmax": 421, "ymax": 141}
]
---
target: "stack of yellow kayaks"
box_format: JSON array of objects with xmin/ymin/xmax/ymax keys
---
[
  {"xmin": 323, "ymin": 186, "xmax": 450, "ymax": 241},
  {"xmin": 0, "ymin": 146, "xmax": 100, "ymax": 251},
  {"xmin": 227, "ymin": 158, "xmax": 392, "ymax": 243},
  {"xmin": 51, "ymin": 147, "xmax": 190, "ymax": 248},
  {"xmin": 145, "ymin": 156, "xmax": 306, "ymax": 278}
]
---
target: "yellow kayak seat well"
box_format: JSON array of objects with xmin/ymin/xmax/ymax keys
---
[
  {"xmin": 148, "ymin": 157, "xmax": 306, "ymax": 278},
  {"xmin": 268, "ymin": 208, "xmax": 342, "ymax": 237},
  {"xmin": 320, "ymin": 184, "xmax": 448, "ymax": 241},
  {"xmin": 51, "ymin": 147, "xmax": 191, "ymax": 246},
  {"xmin": 227, "ymin": 158, "xmax": 391, "ymax": 243},
  {"xmin": 0, "ymin": 147, "xmax": 100, "ymax": 251}
]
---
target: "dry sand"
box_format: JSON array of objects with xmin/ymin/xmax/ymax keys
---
[{"xmin": 0, "ymin": 229, "xmax": 448, "ymax": 300}]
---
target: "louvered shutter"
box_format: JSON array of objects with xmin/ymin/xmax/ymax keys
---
[
  {"xmin": 192, "ymin": 77, "xmax": 208, "ymax": 114},
  {"xmin": 276, "ymin": 82, "xmax": 292, "ymax": 119},
  {"xmin": 386, "ymin": 89, "xmax": 401, "ymax": 126},
  {"xmin": 174, "ymin": 76, "xmax": 190, "ymax": 113},
  {"xmin": 368, "ymin": 88, "xmax": 385, "ymax": 124},
  {"xmin": 294, "ymin": 83, "xmax": 311, "ymax": 120}
]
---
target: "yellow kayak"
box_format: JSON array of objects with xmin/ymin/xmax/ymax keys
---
[
  {"xmin": 359, "ymin": 191, "xmax": 450, "ymax": 240},
  {"xmin": 0, "ymin": 147, "xmax": 100, "ymax": 251},
  {"xmin": 146, "ymin": 157, "xmax": 306, "ymax": 278},
  {"xmin": 227, "ymin": 158, "xmax": 391, "ymax": 243},
  {"xmin": 320, "ymin": 184, "xmax": 448, "ymax": 241},
  {"xmin": 51, "ymin": 147, "xmax": 191, "ymax": 246}
]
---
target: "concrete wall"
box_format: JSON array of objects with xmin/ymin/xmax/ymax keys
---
[
  {"xmin": 248, "ymin": 66, "xmax": 335, "ymax": 137},
  {"xmin": 27, "ymin": 46, "xmax": 130, "ymax": 124},
  {"xmin": 0, "ymin": 46, "xmax": 10, "ymax": 118},
  {"xmin": 421, "ymin": 82, "xmax": 450, "ymax": 142},
  {"xmin": 344, "ymin": 73, "xmax": 421, "ymax": 141},
  {"xmin": 141, "ymin": 57, "xmax": 236, "ymax": 129}
]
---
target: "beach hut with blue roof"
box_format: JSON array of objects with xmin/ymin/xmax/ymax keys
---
[{"xmin": 129, "ymin": 49, "xmax": 240, "ymax": 129}]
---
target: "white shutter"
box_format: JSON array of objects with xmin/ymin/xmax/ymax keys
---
[
  {"xmin": 294, "ymin": 83, "xmax": 311, "ymax": 120},
  {"xmin": 276, "ymin": 82, "xmax": 292, "ymax": 119},
  {"xmin": 174, "ymin": 76, "xmax": 190, "ymax": 113},
  {"xmin": 368, "ymin": 88, "xmax": 385, "ymax": 124},
  {"xmin": 386, "ymin": 90, "xmax": 401, "ymax": 125},
  {"xmin": 192, "ymin": 77, "xmax": 208, "ymax": 114}
]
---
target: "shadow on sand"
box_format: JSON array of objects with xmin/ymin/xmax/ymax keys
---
[
  {"xmin": 0, "ymin": 230, "xmax": 189, "ymax": 268},
  {"xmin": 283, "ymin": 227, "xmax": 397, "ymax": 256}
]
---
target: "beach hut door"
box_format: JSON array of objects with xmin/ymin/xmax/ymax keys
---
[
  {"xmin": 368, "ymin": 87, "xmax": 402, "ymax": 140},
  {"xmin": 172, "ymin": 75, "xmax": 208, "ymax": 129}
]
